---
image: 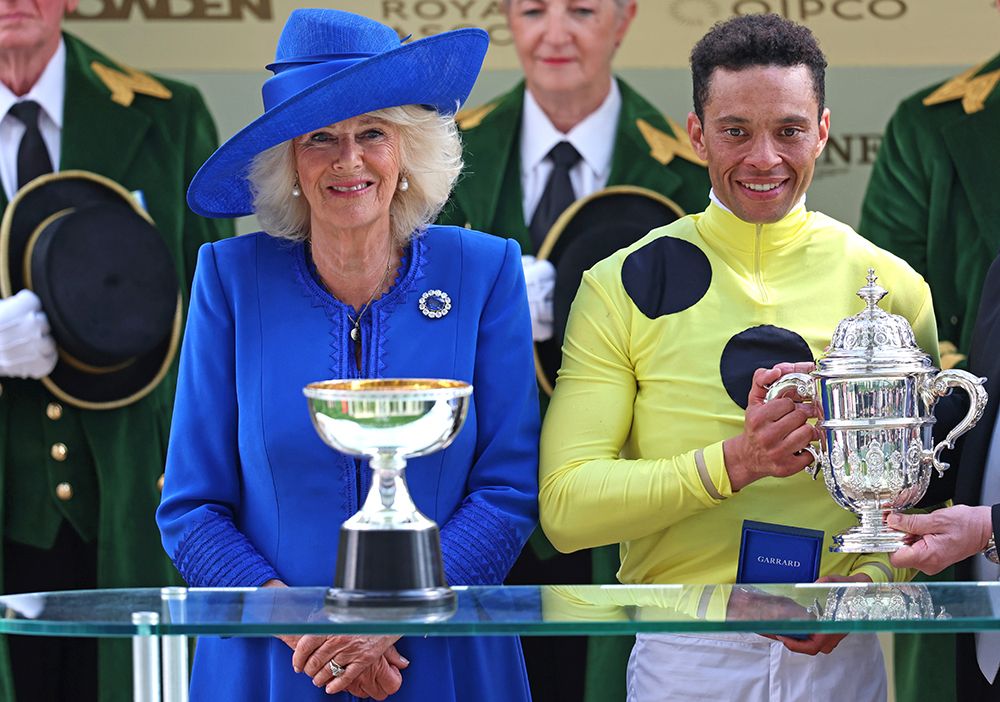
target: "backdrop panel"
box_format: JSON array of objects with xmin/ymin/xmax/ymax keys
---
[{"xmin": 65, "ymin": 2, "xmax": 999, "ymax": 231}]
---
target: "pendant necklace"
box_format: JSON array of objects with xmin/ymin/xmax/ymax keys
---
[{"xmin": 346, "ymin": 246, "xmax": 394, "ymax": 345}]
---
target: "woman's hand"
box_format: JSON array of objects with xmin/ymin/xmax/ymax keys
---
[
  {"xmin": 292, "ymin": 634, "xmax": 404, "ymax": 696},
  {"xmin": 261, "ymin": 579, "xmax": 409, "ymax": 696},
  {"xmin": 343, "ymin": 645, "xmax": 409, "ymax": 699}
]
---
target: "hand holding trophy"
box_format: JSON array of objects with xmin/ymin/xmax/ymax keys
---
[
  {"xmin": 765, "ymin": 270, "xmax": 987, "ymax": 552},
  {"xmin": 304, "ymin": 378, "xmax": 472, "ymax": 618}
]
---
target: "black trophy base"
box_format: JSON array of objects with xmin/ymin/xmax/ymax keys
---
[
  {"xmin": 326, "ymin": 524, "xmax": 456, "ymax": 621},
  {"xmin": 324, "ymin": 586, "xmax": 457, "ymax": 622}
]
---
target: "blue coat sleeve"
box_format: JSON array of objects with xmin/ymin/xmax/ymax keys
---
[
  {"xmin": 439, "ymin": 237, "xmax": 540, "ymax": 585},
  {"xmin": 156, "ymin": 243, "xmax": 279, "ymax": 588}
]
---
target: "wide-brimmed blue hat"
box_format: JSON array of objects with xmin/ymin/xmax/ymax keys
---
[{"xmin": 187, "ymin": 9, "xmax": 488, "ymax": 218}]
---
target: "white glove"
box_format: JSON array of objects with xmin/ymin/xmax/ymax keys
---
[
  {"xmin": 0, "ymin": 289, "xmax": 58, "ymax": 379},
  {"xmin": 521, "ymin": 255, "xmax": 556, "ymax": 342}
]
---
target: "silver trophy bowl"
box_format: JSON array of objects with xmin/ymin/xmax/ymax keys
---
[
  {"xmin": 766, "ymin": 270, "xmax": 987, "ymax": 552},
  {"xmin": 303, "ymin": 378, "xmax": 472, "ymax": 618}
]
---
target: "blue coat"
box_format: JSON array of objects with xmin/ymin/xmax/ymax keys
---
[{"xmin": 157, "ymin": 226, "xmax": 539, "ymax": 701}]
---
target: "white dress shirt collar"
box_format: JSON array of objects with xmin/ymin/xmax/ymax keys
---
[
  {"xmin": 0, "ymin": 38, "xmax": 65, "ymax": 199},
  {"xmin": 0, "ymin": 38, "xmax": 66, "ymax": 129},
  {"xmin": 519, "ymin": 78, "xmax": 621, "ymax": 225},
  {"xmin": 521, "ymin": 77, "xmax": 620, "ymax": 183}
]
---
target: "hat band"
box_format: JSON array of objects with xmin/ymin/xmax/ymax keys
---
[
  {"xmin": 262, "ymin": 55, "xmax": 373, "ymax": 110},
  {"xmin": 59, "ymin": 347, "xmax": 136, "ymax": 375}
]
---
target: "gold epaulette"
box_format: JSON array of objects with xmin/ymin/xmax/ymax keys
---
[
  {"xmin": 636, "ymin": 117, "xmax": 706, "ymax": 167},
  {"xmin": 923, "ymin": 62, "xmax": 1000, "ymax": 115},
  {"xmin": 455, "ymin": 102, "xmax": 498, "ymax": 130},
  {"xmin": 938, "ymin": 340, "xmax": 967, "ymax": 370},
  {"xmin": 91, "ymin": 61, "xmax": 172, "ymax": 108}
]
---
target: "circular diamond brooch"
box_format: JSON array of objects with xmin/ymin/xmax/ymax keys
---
[{"xmin": 418, "ymin": 289, "xmax": 452, "ymax": 319}]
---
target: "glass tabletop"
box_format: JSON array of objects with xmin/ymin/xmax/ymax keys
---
[{"xmin": 1, "ymin": 583, "xmax": 999, "ymax": 638}]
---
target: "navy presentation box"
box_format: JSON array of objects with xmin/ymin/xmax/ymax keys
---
[{"xmin": 736, "ymin": 520, "xmax": 824, "ymax": 585}]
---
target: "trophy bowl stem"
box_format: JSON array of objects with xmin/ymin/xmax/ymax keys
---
[{"xmin": 831, "ymin": 505, "xmax": 907, "ymax": 553}]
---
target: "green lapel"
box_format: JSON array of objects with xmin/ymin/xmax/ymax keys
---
[
  {"xmin": 60, "ymin": 33, "xmax": 151, "ymax": 181},
  {"xmin": 491, "ymin": 149, "xmax": 531, "ymax": 251},
  {"xmin": 943, "ymin": 108, "xmax": 1000, "ymax": 250},
  {"xmin": 454, "ymin": 83, "xmax": 526, "ymax": 240},
  {"xmin": 608, "ymin": 79, "xmax": 685, "ymax": 201},
  {"xmin": 941, "ymin": 56, "xmax": 1000, "ymax": 252}
]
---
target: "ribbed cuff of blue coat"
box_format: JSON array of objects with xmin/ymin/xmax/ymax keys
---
[
  {"xmin": 174, "ymin": 513, "xmax": 280, "ymax": 588},
  {"xmin": 441, "ymin": 500, "xmax": 523, "ymax": 585}
]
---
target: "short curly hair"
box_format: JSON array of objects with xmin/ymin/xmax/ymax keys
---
[{"xmin": 690, "ymin": 13, "xmax": 827, "ymax": 122}]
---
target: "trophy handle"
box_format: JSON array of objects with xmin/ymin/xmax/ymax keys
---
[
  {"xmin": 764, "ymin": 373, "xmax": 816, "ymax": 403},
  {"xmin": 925, "ymin": 369, "xmax": 988, "ymax": 477},
  {"xmin": 763, "ymin": 373, "xmax": 821, "ymax": 478},
  {"xmin": 790, "ymin": 445, "xmax": 822, "ymax": 479}
]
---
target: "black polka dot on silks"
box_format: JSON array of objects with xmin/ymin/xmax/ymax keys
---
[
  {"xmin": 621, "ymin": 236, "xmax": 711, "ymax": 319},
  {"xmin": 720, "ymin": 326, "xmax": 813, "ymax": 409}
]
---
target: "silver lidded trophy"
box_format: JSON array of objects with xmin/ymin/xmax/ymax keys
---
[
  {"xmin": 303, "ymin": 378, "xmax": 472, "ymax": 616},
  {"xmin": 765, "ymin": 270, "xmax": 987, "ymax": 552}
]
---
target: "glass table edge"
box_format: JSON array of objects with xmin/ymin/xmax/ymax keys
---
[
  {"xmin": 1, "ymin": 619, "xmax": 999, "ymax": 638},
  {"xmin": 3, "ymin": 583, "xmax": 999, "ymax": 638}
]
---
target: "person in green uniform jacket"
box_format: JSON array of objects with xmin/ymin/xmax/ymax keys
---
[
  {"xmin": 860, "ymin": 3, "xmax": 1000, "ymax": 696},
  {"xmin": 0, "ymin": 1, "xmax": 232, "ymax": 699},
  {"xmin": 860, "ymin": 53, "xmax": 1000, "ymax": 371},
  {"xmin": 438, "ymin": 2, "xmax": 710, "ymax": 701}
]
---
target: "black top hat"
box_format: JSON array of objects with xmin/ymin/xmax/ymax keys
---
[
  {"xmin": 534, "ymin": 185, "xmax": 686, "ymax": 396},
  {"xmin": 0, "ymin": 170, "xmax": 181, "ymax": 410}
]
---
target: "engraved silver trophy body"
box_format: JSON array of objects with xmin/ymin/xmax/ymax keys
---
[
  {"xmin": 811, "ymin": 583, "xmax": 949, "ymax": 623},
  {"xmin": 303, "ymin": 378, "xmax": 472, "ymax": 616},
  {"xmin": 765, "ymin": 270, "xmax": 987, "ymax": 552}
]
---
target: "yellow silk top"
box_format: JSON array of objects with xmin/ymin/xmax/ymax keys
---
[{"xmin": 539, "ymin": 202, "xmax": 938, "ymax": 585}]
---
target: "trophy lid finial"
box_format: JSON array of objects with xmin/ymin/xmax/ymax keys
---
[{"xmin": 857, "ymin": 268, "xmax": 888, "ymax": 311}]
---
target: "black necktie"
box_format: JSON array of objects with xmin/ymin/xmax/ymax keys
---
[
  {"xmin": 529, "ymin": 141, "xmax": 581, "ymax": 251},
  {"xmin": 9, "ymin": 101, "xmax": 53, "ymax": 190}
]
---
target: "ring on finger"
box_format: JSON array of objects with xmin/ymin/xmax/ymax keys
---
[{"xmin": 327, "ymin": 660, "xmax": 346, "ymax": 678}]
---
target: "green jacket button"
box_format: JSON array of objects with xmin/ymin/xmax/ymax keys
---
[{"xmin": 56, "ymin": 482, "xmax": 73, "ymax": 501}]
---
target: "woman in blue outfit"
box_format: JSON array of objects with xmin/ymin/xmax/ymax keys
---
[{"xmin": 156, "ymin": 9, "xmax": 539, "ymax": 701}]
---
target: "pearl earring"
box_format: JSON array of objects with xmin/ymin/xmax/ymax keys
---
[
  {"xmin": 291, "ymin": 179, "xmax": 301, "ymax": 198},
  {"xmin": 398, "ymin": 176, "xmax": 409, "ymax": 192}
]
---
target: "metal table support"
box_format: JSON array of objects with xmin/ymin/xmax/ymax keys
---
[
  {"xmin": 130, "ymin": 587, "xmax": 190, "ymax": 702},
  {"xmin": 130, "ymin": 611, "xmax": 160, "ymax": 702}
]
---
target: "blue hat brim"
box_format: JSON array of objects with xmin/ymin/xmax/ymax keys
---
[{"xmin": 187, "ymin": 28, "xmax": 488, "ymax": 218}]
